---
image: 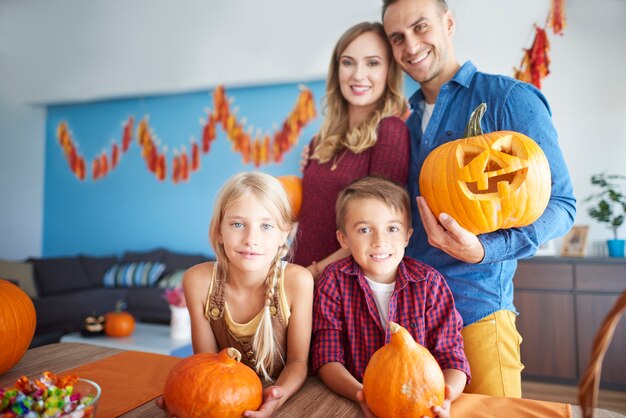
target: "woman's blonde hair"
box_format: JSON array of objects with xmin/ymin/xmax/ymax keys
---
[
  {"xmin": 208, "ymin": 171, "xmax": 295, "ymax": 380},
  {"xmin": 312, "ymin": 21, "xmax": 407, "ymax": 163}
]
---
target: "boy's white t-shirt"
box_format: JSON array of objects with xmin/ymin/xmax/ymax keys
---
[{"xmin": 364, "ymin": 276, "xmax": 396, "ymax": 328}]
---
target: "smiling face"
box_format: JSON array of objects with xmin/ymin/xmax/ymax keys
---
[
  {"xmin": 337, "ymin": 198, "xmax": 412, "ymax": 284},
  {"xmin": 383, "ymin": 0, "xmax": 457, "ymax": 101},
  {"xmin": 338, "ymin": 31, "xmax": 390, "ymax": 125},
  {"xmin": 218, "ymin": 194, "xmax": 289, "ymax": 276}
]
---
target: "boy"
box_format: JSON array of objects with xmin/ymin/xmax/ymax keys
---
[{"xmin": 311, "ymin": 176, "xmax": 470, "ymax": 417}]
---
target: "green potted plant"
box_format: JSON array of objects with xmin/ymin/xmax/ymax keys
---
[{"xmin": 585, "ymin": 173, "xmax": 626, "ymax": 257}]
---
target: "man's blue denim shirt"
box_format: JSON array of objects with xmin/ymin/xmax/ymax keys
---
[{"xmin": 405, "ymin": 61, "xmax": 576, "ymax": 326}]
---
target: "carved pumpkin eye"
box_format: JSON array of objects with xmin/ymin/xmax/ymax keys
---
[
  {"xmin": 419, "ymin": 104, "xmax": 551, "ymax": 234},
  {"xmin": 457, "ymin": 135, "xmax": 530, "ymax": 198}
]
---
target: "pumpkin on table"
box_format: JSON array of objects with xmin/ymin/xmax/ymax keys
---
[
  {"xmin": 277, "ymin": 175, "xmax": 303, "ymax": 218},
  {"xmin": 419, "ymin": 103, "xmax": 551, "ymax": 235},
  {"xmin": 0, "ymin": 279, "xmax": 36, "ymax": 375},
  {"xmin": 163, "ymin": 347, "xmax": 263, "ymax": 418},
  {"xmin": 104, "ymin": 300, "xmax": 135, "ymax": 337},
  {"xmin": 362, "ymin": 322, "xmax": 445, "ymax": 418}
]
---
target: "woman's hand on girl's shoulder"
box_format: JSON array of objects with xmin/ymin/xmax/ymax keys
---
[{"xmin": 299, "ymin": 144, "xmax": 310, "ymax": 173}]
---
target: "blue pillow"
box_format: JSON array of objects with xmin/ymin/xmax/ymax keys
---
[{"xmin": 103, "ymin": 262, "xmax": 166, "ymax": 288}]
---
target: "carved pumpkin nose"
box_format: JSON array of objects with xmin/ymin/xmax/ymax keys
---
[{"xmin": 420, "ymin": 103, "xmax": 551, "ymax": 235}]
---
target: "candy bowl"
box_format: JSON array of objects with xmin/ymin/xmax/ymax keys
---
[
  {"xmin": 0, "ymin": 372, "xmax": 101, "ymax": 417},
  {"xmin": 60, "ymin": 378, "xmax": 101, "ymax": 418}
]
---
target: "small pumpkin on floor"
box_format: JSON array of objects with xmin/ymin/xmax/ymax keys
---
[
  {"xmin": 163, "ymin": 347, "xmax": 262, "ymax": 418},
  {"xmin": 362, "ymin": 322, "xmax": 445, "ymax": 418},
  {"xmin": 104, "ymin": 300, "xmax": 135, "ymax": 337}
]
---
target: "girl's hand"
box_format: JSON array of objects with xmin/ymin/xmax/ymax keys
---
[
  {"xmin": 356, "ymin": 390, "xmax": 377, "ymax": 418},
  {"xmin": 154, "ymin": 395, "xmax": 177, "ymax": 418},
  {"xmin": 243, "ymin": 386, "xmax": 285, "ymax": 418},
  {"xmin": 429, "ymin": 385, "xmax": 453, "ymax": 418}
]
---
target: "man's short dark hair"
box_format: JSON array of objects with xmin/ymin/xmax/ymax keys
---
[{"xmin": 382, "ymin": 0, "xmax": 448, "ymax": 20}]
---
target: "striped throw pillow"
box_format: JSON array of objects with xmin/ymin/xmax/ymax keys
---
[
  {"xmin": 103, "ymin": 262, "xmax": 166, "ymax": 288},
  {"xmin": 157, "ymin": 269, "xmax": 186, "ymax": 288}
]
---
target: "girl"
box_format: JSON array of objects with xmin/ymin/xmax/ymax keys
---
[
  {"xmin": 164, "ymin": 172, "xmax": 314, "ymax": 418},
  {"xmin": 294, "ymin": 22, "xmax": 410, "ymax": 278}
]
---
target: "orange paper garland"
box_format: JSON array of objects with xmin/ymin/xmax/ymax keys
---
[{"xmin": 55, "ymin": 85, "xmax": 316, "ymax": 183}]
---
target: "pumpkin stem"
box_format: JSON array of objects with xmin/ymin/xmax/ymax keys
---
[
  {"xmin": 114, "ymin": 300, "xmax": 127, "ymax": 313},
  {"xmin": 388, "ymin": 322, "xmax": 401, "ymax": 334},
  {"xmin": 463, "ymin": 103, "xmax": 487, "ymax": 138},
  {"xmin": 226, "ymin": 347, "xmax": 242, "ymax": 362}
]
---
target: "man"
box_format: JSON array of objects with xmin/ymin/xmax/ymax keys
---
[{"xmin": 382, "ymin": 0, "xmax": 576, "ymax": 397}]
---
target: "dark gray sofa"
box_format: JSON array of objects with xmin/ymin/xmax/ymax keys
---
[{"xmin": 1, "ymin": 248, "xmax": 210, "ymax": 348}]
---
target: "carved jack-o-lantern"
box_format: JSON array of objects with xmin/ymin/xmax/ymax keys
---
[
  {"xmin": 83, "ymin": 314, "xmax": 105, "ymax": 335},
  {"xmin": 419, "ymin": 104, "xmax": 551, "ymax": 235}
]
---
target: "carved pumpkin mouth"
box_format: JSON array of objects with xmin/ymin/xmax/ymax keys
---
[{"xmin": 456, "ymin": 134, "xmax": 529, "ymax": 200}]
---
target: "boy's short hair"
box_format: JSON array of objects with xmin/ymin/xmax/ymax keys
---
[{"xmin": 335, "ymin": 176, "xmax": 411, "ymax": 232}]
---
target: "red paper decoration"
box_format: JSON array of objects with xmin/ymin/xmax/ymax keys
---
[
  {"xmin": 514, "ymin": 25, "xmax": 551, "ymax": 89},
  {"xmin": 514, "ymin": 0, "xmax": 567, "ymax": 89}
]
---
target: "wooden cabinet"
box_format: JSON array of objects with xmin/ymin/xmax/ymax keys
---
[{"xmin": 515, "ymin": 257, "xmax": 626, "ymax": 389}]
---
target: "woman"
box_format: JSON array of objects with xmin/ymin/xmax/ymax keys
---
[{"xmin": 294, "ymin": 21, "xmax": 410, "ymax": 278}]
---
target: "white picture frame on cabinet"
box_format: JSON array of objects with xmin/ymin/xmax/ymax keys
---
[{"xmin": 536, "ymin": 239, "xmax": 557, "ymax": 256}]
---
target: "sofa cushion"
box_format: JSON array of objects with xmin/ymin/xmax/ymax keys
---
[
  {"xmin": 0, "ymin": 259, "xmax": 38, "ymax": 298},
  {"xmin": 161, "ymin": 251, "xmax": 209, "ymax": 275},
  {"xmin": 121, "ymin": 248, "xmax": 167, "ymax": 263},
  {"xmin": 30, "ymin": 257, "xmax": 92, "ymax": 296},
  {"xmin": 32, "ymin": 288, "xmax": 127, "ymax": 335},
  {"xmin": 103, "ymin": 262, "xmax": 166, "ymax": 288},
  {"xmin": 80, "ymin": 255, "xmax": 118, "ymax": 288},
  {"xmin": 157, "ymin": 269, "xmax": 186, "ymax": 288}
]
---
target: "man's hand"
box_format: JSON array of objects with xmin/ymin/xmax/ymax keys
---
[
  {"xmin": 243, "ymin": 386, "xmax": 284, "ymax": 418},
  {"xmin": 417, "ymin": 196, "xmax": 485, "ymax": 264}
]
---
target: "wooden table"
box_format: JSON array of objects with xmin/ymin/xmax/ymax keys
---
[{"xmin": 1, "ymin": 343, "xmax": 622, "ymax": 418}]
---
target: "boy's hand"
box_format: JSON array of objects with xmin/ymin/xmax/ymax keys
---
[
  {"xmin": 417, "ymin": 196, "xmax": 485, "ymax": 264},
  {"xmin": 243, "ymin": 386, "xmax": 284, "ymax": 418},
  {"xmin": 429, "ymin": 385, "xmax": 453, "ymax": 418},
  {"xmin": 154, "ymin": 395, "xmax": 177, "ymax": 418},
  {"xmin": 356, "ymin": 390, "xmax": 377, "ymax": 418}
]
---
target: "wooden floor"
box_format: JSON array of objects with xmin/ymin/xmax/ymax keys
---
[{"xmin": 522, "ymin": 380, "xmax": 626, "ymax": 415}]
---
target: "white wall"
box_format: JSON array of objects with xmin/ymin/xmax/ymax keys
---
[{"xmin": 1, "ymin": 0, "xmax": 625, "ymax": 258}]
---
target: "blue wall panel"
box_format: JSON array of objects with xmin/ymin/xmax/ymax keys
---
[{"xmin": 43, "ymin": 81, "xmax": 326, "ymax": 257}]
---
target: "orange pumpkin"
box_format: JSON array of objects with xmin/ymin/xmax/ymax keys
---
[
  {"xmin": 164, "ymin": 348, "xmax": 263, "ymax": 418},
  {"xmin": 0, "ymin": 279, "xmax": 36, "ymax": 375},
  {"xmin": 104, "ymin": 301, "xmax": 135, "ymax": 337},
  {"xmin": 419, "ymin": 103, "xmax": 551, "ymax": 235},
  {"xmin": 363, "ymin": 322, "xmax": 445, "ymax": 418},
  {"xmin": 277, "ymin": 175, "xmax": 303, "ymax": 218}
]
